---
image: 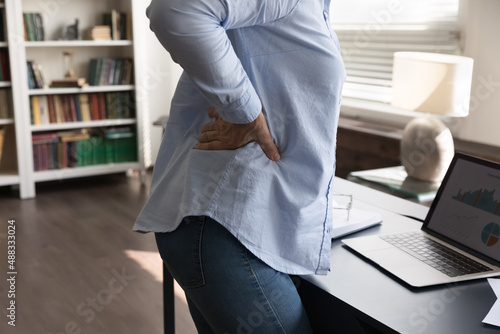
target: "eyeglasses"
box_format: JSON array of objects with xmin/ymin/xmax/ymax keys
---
[{"xmin": 332, "ymin": 193, "xmax": 353, "ymax": 221}]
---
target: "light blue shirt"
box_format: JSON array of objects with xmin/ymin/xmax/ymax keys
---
[{"xmin": 134, "ymin": 0, "xmax": 345, "ymax": 275}]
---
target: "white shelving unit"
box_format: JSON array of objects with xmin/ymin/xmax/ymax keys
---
[
  {"xmin": 30, "ymin": 119, "xmax": 137, "ymax": 132},
  {"xmin": 28, "ymin": 85, "xmax": 135, "ymax": 96},
  {"xmin": 25, "ymin": 40, "xmax": 133, "ymax": 48},
  {"xmin": 0, "ymin": 172, "xmax": 19, "ymax": 187},
  {"xmin": 5, "ymin": 0, "xmax": 147, "ymax": 198},
  {"xmin": 0, "ymin": 119, "xmax": 14, "ymax": 125},
  {"xmin": 0, "ymin": 1, "xmax": 20, "ymax": 189}
]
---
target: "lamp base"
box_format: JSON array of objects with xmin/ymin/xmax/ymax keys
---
[{"xmin": 400, "ymin": 116, "xmax": 455, "ymax": 183}]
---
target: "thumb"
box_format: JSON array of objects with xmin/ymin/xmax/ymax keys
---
[
  {"xmin": 253, "ymin": 112, "xmax": 280, "ymax": 161},
  {"xmin": 208, "ymin": 107, "xmax": 219, "ymax": 118},
  {"xmin": 257, "ymin": 132, "xmax": 281, "ymax": 161}
]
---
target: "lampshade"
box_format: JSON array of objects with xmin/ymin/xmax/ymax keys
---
[{"xmin": 391, "ymin": 52, "xmax": 474, "ymax": 116}]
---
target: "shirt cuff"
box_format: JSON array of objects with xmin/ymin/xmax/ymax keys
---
[{"xmin": 216, "ymin": 87, "xmax": 262, "ymax": 124}]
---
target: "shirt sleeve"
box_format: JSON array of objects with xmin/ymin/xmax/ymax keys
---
[{"xmin": 146, "ymin": 0, "xmax": 300, "ymax": 124}]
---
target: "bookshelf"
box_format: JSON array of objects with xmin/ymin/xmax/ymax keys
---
[
  {"xmin": 0, "ymin": 0, "xmax": 21, "ymax": 189},
  {"xmin": 5, "ymin": 0, "xmax": 146, "ymax": 198}
]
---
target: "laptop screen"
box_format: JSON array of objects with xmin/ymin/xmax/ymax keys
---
[{"xmin": 424, "ymin": 153, "xmax": 500, "ymax": 264}]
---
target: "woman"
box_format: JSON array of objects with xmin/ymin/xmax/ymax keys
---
[{"xmin": 134, "ymin": 0, "xmax": 345, "ymax": 332}]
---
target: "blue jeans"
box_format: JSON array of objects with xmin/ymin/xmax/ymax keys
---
[{"xmin": 155, "ymin": 216, "xmax": 313, "ymax": 334}]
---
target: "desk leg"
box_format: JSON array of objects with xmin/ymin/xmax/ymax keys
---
[{"xmin": 163, "ymin": 262, "xmax": 175, "ymax": 334}]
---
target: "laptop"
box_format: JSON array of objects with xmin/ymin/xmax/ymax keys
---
[{"xmin": 342, "ymin": 153, "xmax": 500, "ymax": 287}]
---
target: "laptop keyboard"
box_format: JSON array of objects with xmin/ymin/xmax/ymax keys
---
[{"xmin": 380, "ymin": 232, "xmax": 493, "ymax": 277}]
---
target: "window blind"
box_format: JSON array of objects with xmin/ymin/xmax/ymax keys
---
[{"xmin": 331, "ymin": 0, "xmax": 461, "ymax": 104}]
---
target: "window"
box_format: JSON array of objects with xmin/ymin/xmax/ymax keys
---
[{"xmin": 331, "ymin": 0, "xmax": 461, "ymax": 107}]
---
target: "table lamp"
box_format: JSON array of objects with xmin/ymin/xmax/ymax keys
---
[{"xmin": 391, "ymin": 52, "xmax": 474, "ymax": 183}]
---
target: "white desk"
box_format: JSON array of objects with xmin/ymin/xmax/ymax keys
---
[{"xmin": 298, "ymin": 177, "xmax": 500, "ymax": 333}]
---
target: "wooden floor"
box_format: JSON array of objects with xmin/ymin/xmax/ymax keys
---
[{"xmin": 0, "ymin": 172, "xmax": 196, "ymax": 334}]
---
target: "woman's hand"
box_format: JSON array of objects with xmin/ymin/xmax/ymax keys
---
[{"xmin": 193, "ymin": 107, "xmax": 281, "ymax": 161}]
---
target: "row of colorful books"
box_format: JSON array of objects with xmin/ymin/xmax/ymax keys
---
[
  {"xmin": 88, "ymin": 58, "xmax": 133, "ymax": 86},
  {"xmin": 0, "ymin": 50, "xmax": 10, "ymax": 82},
  {"xmin": 23, "ymin": 12, "xmax": 45, "ymax": 41},
  {"xmin": 30, "ymin": 91, "xmax": 135, "ymax": 125},
  {"xmin": 32, "ymin": 127, "xmax": 137, "ymax": 171}
]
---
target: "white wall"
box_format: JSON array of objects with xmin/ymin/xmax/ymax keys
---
[
  {"xmin": 134, "ymin": 0, "xmax": 182, "ymax": 167},
  {"xmin": 138, "ymin": 0, "xmax": 500, "ymax": 164},
  {"xmin": 450, "ymin": 0, "xmax": 500, "ymax": 147}
]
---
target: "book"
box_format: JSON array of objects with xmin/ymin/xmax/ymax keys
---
[
  {"xmin": 104, "ymin": 127, "xmax": 137, "ymax": 163},
  {"xmin": 53, "ymin": 95, "xmax": 64, "ymax": 123},
  {"xmin": 26, "ymin": 62, "xmax": 34, "ymax": 89},
  {"xmin": 66, "ymin": 95, "xmax": 77, "ymax": 122},
  {"xmin": 90, "ymin": 25, "xmax": 112, "ymax": 41},
  {"xmin": 32, "ymin": 132, "xmax": 59, "ymax": 144},
  {"xmin": 73, "ymin": 95, "xmax": 82, "ymax": 122},
  {"xmin": 60, "ymin": 95, "xmax": 71, "ymax": 122},
  {"xmin": 0, "ymin": 126, "xmax": 4, "ymax": 166},
  {"xmin": 23, "ymin": 13, "xmax": 44, "ymax": 41},
  {"xmin": 31, "ymin": 95, "xmax": 41, "ymax": 125},
  {"xmin": 331, "ymin": 207, "xmax": 382, "ymax": 239},
  {"xmin": 38, "ymin": 96, "xmax": 49, "ymax": 125},
  {"xmin": 0, "ymin": 125, "xmax": 17, "ymax": 172},
  {"xmin": 105, "ymin": 92, "xmax": 134, "ymax": 119},
  {"xmin": 89, "ymin": 93, "xmax": 100, "ymax": 120},
  {"xmin": 0, "ymin": 50, "xmax": 10, "ymax": 81},
  {"xmin": 100, "ymin": 58, "xmax": 110, "ymax": 85},
  {"xmin": 32, "ymin": 133, "xmax": 58, "ymax": 171},
  {"xmin": 0, "ymin": 10, "xmax": 4, "ymax": 42},
  {"xmin": 87, "ymin": 57, "xmax": 133, "ymax": 86},
  {"xmin": 47, "ymin": 95, "xmax": 56, "ymax": 123},
  {"xmin": 50, "ymin": 78, "xmax": 87, "ymax": 88},
  {"xmin": 97, "ymin": 92, "xmax": 106, "ymax": 120},
  {"xmin": 106, "ymin": 93, "xmax": 116, "ymax": 119},
  {"xmin": 120, "ymin": 59, "xmax": 133, "ymax": 85},
  {"xmin": 126, "ymin": 13, "xmax": 132, "ymax": 40},
  {"xmin": 58, "ymin": 129, "xmax": 90, "ymax": 142},
  {"xmin": 33, "ymin": 13, "xmax": 44, "ymax": 41},
  {"xmin": 111, "ymin": 9, "xmax": 118, "ymax": 40},
  {"xmin": 0, "ymin": 89, "xmax": 12, "ymax": 118},
  {"xmin": 87, "ymin": 59, "xmax": 98, "ymax": 86},
  {"xmin": 57, "ymin": 141, "xmax": 67, "ymax": 168},
  {"xmin": 23, "ymin": 13, "xmax": 34, "ymax": 41},
  {"xmin": 26, "ymin": 61, "xmax": 46, "ymax": 89},
  {"xmin": 79, "ymin": 94, "xmax": 91, "ymax": 122},
  {"xmin": 119, "ymin": 12, "xmax": 127, "ymax": 41},
  {"xmin": 30, "ymin": 95, "xmax": 51, "ymax": 125},
  {"xmin": 349, "ymin": 166, "xmax": 440, "ymax": 202},
  {"xmin": 32, "ymin": 62, "xmax": 46, "ymax": 88}
]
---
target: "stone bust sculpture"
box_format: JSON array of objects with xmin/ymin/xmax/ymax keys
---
[{"xmin": 400, "ymin": 116, "xmax": 455, "ymax": 183}]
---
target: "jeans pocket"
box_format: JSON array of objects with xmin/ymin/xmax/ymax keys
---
[{"xmin": 155, "ymin": 216, "xmax": 205, "ymax": 288}]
